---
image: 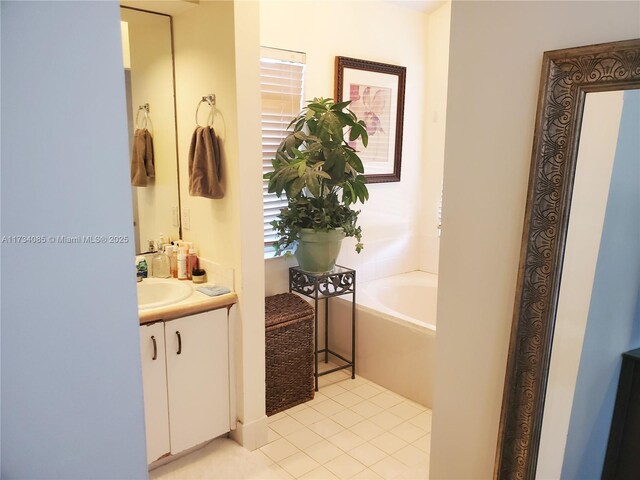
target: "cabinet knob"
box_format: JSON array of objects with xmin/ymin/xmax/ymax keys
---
[
  {"xmin": 176, "ymin": 331, "xmax": 182, "ymax": 355},
  {"xmin": 151, "ymin": 335, "xmax": 158, "ymax": 361}
]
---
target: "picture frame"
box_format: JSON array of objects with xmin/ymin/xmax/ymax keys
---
[{"xmin": 335, "ymin": 56, "xmax": 406, "ymax": 183}]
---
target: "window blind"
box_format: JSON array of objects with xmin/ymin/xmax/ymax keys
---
[{"xmin": 260, "ymin": 47, "xmax": 305, "ymax": 247}]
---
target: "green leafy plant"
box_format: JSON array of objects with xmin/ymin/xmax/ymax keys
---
[{"xmin": 264, "ymin": 97, "xmax": 370, "ymax": 254}]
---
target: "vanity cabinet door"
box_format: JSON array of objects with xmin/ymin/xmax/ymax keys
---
[
  {"xmin": 139, "ymin": 322, "xmax": 171, "ymax": 463},
  {"xmin": 165, "ymin": 309, "xmax": 230, "ymax": 454}
]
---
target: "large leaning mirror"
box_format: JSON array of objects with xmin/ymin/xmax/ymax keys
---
[
  {"xmin": 495, "ymin": 39, "xmax": 640, "ymax": 479},
  {"xmin": 121, "ymin": 7, "xmax": 181, "ymax": 253}
]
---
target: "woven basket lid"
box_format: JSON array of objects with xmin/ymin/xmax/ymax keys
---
[{"xmin": 265, "ymin": 293, "xmax": 313, "ymax": 328}]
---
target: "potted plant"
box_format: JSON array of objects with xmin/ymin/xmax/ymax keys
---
[{"xmin": 264, "ymin": 97, "xmax": 370, "ymax": 273}]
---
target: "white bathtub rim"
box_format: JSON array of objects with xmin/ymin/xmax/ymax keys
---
[{"xmin": 336, "ymin": 296, "xmax": 436, "ymax": 335}]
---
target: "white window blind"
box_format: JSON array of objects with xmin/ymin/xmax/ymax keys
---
[{"xmin": 260, "ymin": 47, "xmax": 305, "ymax": 248}]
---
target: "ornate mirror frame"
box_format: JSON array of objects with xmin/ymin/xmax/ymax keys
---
[{"xmin": 495, "ymin": 38, "xmax": 640, "ymax": 479}]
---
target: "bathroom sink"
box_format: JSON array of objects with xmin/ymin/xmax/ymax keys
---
[{"xmin": 137, "ymin": 279, "xmax": 193, "ymax": 310}]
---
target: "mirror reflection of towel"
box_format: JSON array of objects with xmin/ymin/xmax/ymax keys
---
[
  {"xmin": 130, "ymin": 128, "xmax": 155, "ymax": 187},
  {"xmin": 188, "ymin": 126, "xmax": 223, "ymax": 199}
]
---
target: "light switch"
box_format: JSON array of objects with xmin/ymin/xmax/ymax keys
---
[{"xmin": 182, "ymin": 207, "xmax": 191, "ymax": 230}]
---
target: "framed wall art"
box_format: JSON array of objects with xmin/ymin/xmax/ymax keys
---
[{"xmin": 335, "ymin": 56, "xmax": 406, "ymax": 183}]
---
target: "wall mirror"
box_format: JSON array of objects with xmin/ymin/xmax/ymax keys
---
[
  {"xmin": 121, "ymin": 6, "xmax": 181, "ymax": 253},
  {"xmin": 495, "ymin": 38, "xmax": 640, "ymax": 479}
]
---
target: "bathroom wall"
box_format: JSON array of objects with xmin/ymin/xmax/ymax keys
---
[
  {"xmin": 172, "ymin": 0, "xmax": 267, "ymax": 448},
  {"xmin": 260, "ymin": 1, "xmax": 431, "ymax": 293},
  {"xmin": 431, "ymin": 1, "xmax": 640, "ymax": 478},
  {"xmin": 561, "ymin": 89, "xmax": 640, "ymax": 479},
  {"xmin": 419, "ymin": 1, "xmax": 450, "ymax": 274},
  {"xmin": 1, "ymin": 1, "xmax": 147, "ymax": 477}
]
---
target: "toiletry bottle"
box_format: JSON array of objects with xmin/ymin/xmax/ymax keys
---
[
  {"xmin": 159, "ymin": 233, "xmax": 166, "ymax": 249},
  {"xmin": 177, "ymin": 248, "xmax": 188, "ymax": 280},
  {"xmin": 170, "ymin": 245, "xmax": 178, "ymax": 278},
  {"xmin": 151, "ymin": 247, "xmax": 170, "ymax": 278},
  {"xmin": 187, "ymin": 247, "xmax": 199, "ymax": 280}
]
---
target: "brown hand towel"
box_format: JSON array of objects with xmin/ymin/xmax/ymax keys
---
[
  {"xmin": 130, "ymin": 128, "xmax": 155, "ymax": 187},
  {"xmin": 188, "ymin": 126, "xmax": 224, "ymax": 199}
]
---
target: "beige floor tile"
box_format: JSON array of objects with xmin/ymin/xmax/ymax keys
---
[
  {"xmin": 291, "ymin": 407, "xmax": 327, "ymax": 426},
  {"xmin": 390, "ymin": 422, "xmax": 426, "ymax": 443},
  {"xmin": 268, "ymin": 427, "xmax": 281, "ymax": 443},
  {"xmin": 349, "ymin": 468, "xmax": 383, "ymax": 479},
  {"xmin": 312, "ymin": 399, "xmax": 346, "ymax": 417},
  {"xmin": 394, "ymin": 465, "xmax": 429, "ymax": 479},
  {"xmin": 389, "ymin": 401, "xmax": 425, "ymax": 421},
  {"xmin": 335, "ymin": 376, "xmax": 369, "ymax": 389},
  {"xmin": 369, "ymin": 391, "xmax": 404, "ymax": 409},
  {"xmin": 369, "ymin": 456, "xmax": 408, "ymax": 479},
  {"xmin": 270, "ymin": 416, "xmax": 306, "ymax": 437},
  {"xmin": 350, "ymin": 383, "xmax": 384, "ymax": 399},
  {"xmin": 278, "ymin": 451, "xmax": 320, "ymax": 478},
  {"xmin": 392, "ymin": 444, "xmax": 428, "ymax": 468},
  {"xmin": 369, "ymin": 432, "xmax": 408, "ymax": 455},
  {"xmin": 320, "ymin": 383, "xmax": 348, "ymax": 398},
  {"xmin": 308, "ymin": 418, "xmax": 345, "ymax": 438},
  {"xmin": 303, "ymin": 439, "xmax": 343, "ymax": 464},
  {"xmin": 260, "ymin": 437, "xmax": 299, "ymax": 463},
  {"xmin": 333, "ymin": 391, "xmax": 364, "ymax": 408},
  {"xmin": 251, "ymin": 449, "xmax": 275, "ymax": 466},
  {"xmin": 268, "ymin": 411, "xmax": 289, "ymax": 423},
  {"xmin": 332, "ymin": 408, "xmax": 365, "ymax": 428},
  {"xmin": 349, "ymin": 420, "xmax": 386, "ymax": 441},
  {"xmin": 304, "ymin": 392, "xmax": 328, "ymax": 407},
  {"xmin": 408, "ymin": 411, "xmax": 432, "ymax": 432},
  {"xmin": 349, "ymin": 401, "xmax": 384, "ymax": 419},
  {"xmin": 328, "ymin": 429, "xmax": 366, "ymax": 452},
  {"xmin": 369, "ymin": 411, "xmax": 404, "ymax": 430},
  {"xmin": 266, "ymin": 463, "xmax": 295, "ymax": 479},
  {"xmin": 300, "ymin": 465, "xmax": 340, "ymax": 480},
  {"xmin": 347, "ymin": 443, "xmax": 388, "ymax": 467},
  {"xmin": 324, "ymin": 453, "xmax": 367, "ymax": 479},
  {"xmin": 413, "ymin": 434, "xmax": 431, "ymax": 453},
  {"xmin": 287, "ymin": 403, "xmax": 311, "ymax": 415},
  {"xmin": 284, "ymin": 427, "xmax": 324, "ymax": 450}
]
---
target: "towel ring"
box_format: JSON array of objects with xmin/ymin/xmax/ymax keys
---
[
  {"xmin": 195, "ymin": 94, "xmax": 216, "ymax": 127},
  {"xmin": 136, "ymin": 103, "xmax": 150, "ymax": 130}
]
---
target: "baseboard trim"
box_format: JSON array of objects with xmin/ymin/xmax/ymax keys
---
[{"xmin": 229, "ymin": 415, "xmax": 268, "ymax": 450}]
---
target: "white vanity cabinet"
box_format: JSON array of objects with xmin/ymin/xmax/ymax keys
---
[
  {"xmin": 139, "ymin": 307, "xmax": 230, "ymax": 463},
  {"xmin": 139, "ymin": 322, "xmax": 171, "ymax": 464}
]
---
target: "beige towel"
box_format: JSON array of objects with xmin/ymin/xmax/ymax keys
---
[
  {"xmin": 130, "ymin": 129, "xmax": 155, "ymax": 187},
  {"xmin": 188, "ymin": 126, "xmax": 224, "ymax": 199}
]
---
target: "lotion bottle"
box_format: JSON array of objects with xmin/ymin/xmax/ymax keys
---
[
  {"xmin": 187, "ymin": 247, "xmax": 198, "ymax": 280},
  {"xmin": 177, "ymin": 248, "xmax": 188, "ymax": 280},
  {"xmin": 170, "ymin": 245, "xmax": 178, "ymax": 278}
]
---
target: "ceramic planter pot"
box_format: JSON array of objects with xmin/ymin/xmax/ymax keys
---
[{"xmin": 295, "ymin": 228, "xmax": 346, "ymax": 274}]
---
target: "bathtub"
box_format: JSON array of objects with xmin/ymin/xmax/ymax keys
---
[{"xmin": 325, "ymin": 271, "xmax": 437, "ymax": 407}]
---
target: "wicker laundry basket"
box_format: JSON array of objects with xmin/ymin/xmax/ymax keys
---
[{"xmin": 265, "ymin": 293, "xmax": 314, "ymax": 416}]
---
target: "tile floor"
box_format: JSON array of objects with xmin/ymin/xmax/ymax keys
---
[{"xmin": 150, "ymin": 365, "xmax": 431, "ymax": 479}]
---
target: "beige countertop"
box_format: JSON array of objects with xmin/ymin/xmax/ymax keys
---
[{"xmin": 138, "ymin": 279, "xmax": 237, "ymax": 324}]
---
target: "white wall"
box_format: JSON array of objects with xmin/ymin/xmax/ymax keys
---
[
  {"xmin": 431, "ymin": 2, "xmax": 640, "ymax": 478},
  {"xmin": 261, "ymin": 1, "xmax": 430, "ymax": 293},
  {"xmin": 419, "ymin": 1, "xmax": 450, "ymax": 274},
  {"xmin": 1, "ymin": 1, "xmax": 147, "ymax": 477},
  {"xmin": 172, "ymin": 0, "xmax": 267, "ymax": 448}
]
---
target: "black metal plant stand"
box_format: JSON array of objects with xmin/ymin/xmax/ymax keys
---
[{"xmin": 289, "ymin": 266, "xmax": 356, "ymax": 392}]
